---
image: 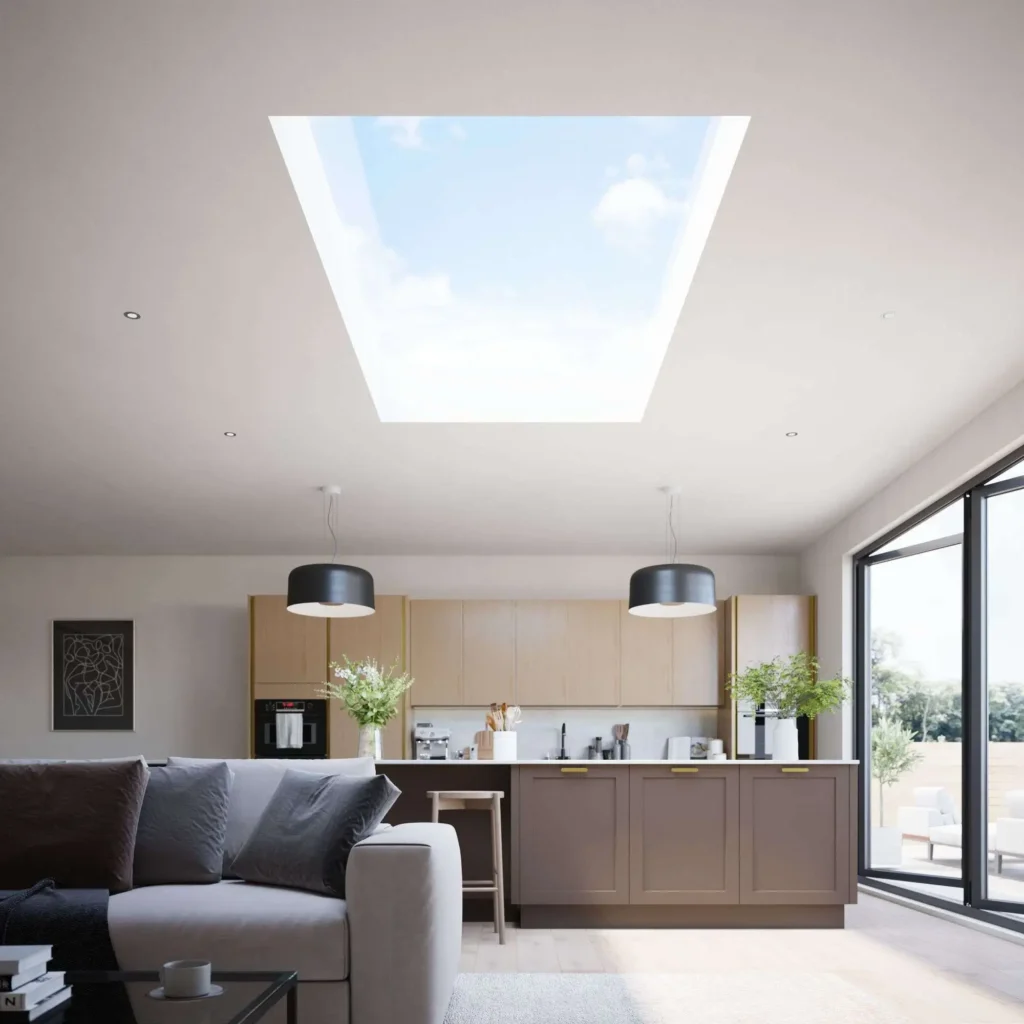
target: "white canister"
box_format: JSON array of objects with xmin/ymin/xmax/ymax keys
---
[
  {"xmin": 708, "ymin": 738, "xmax": 724, "ymax": 756},
  {"xmin": 491, "ymin": 731, "xmax": 518, "ymax": 761},
  {"xmin": 772, "ymin": 717, "xmax": 800, "ymax": 761}
]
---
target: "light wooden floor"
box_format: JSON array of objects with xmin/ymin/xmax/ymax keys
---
[{"xmin": 460, "ymin": 892, "xmax": 1024, "ymax": 1023}]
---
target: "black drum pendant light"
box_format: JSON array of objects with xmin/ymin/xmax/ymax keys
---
[
  {"xmin": 629, "ymin": 487, "xmax": 716, "ymax": 618},
  {"xmin": 287, "ymin": 486, "xmax": 375, "ymax": 618}
]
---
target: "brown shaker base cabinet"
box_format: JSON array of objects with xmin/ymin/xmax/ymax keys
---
[
  {"xmin": 630, "ymin": 766, "xmax": 739, "ymax": 904},
  {"xmin": 514, "ymin": 764, "xmax": 856, "ymax": 914},
  {"xmin": 517, "ymin": 766, "xmax": 629, "ymax": 905}
]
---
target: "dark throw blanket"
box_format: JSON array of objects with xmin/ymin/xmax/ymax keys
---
[{"xmin": 0, "ymin": 880, "xmax": 135, "ymax": 1024}]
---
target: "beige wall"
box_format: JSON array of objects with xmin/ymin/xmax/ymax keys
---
[
  {"xmin": 0, "ymin": 552, "xmax": 800, "ymax": 760},
  {"xmin": 872, "ymin": 741, "xmax": 1024, "ymax": 827},
  {"xmin": 801, "ymin": 377, "xmax": 1024, "ymax": 758}
]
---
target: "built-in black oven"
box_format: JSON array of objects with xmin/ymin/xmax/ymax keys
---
[{"xmin": 253, "ymin": 699, "xmax": 328, "ymax": 758}]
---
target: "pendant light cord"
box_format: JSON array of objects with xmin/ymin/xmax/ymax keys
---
[
  {"xmin": 327, "ymin": 492, "xmax": 338, "ymax": 564},
  {"xmin": 668, "ymin": 493, "xmax": 678, "ymax": 564}
]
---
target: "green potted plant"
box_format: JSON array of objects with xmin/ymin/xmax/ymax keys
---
[
  {"xmin": 728, "ymin": 652, "xmax": 849, "ymax": 760},
  {"xmin": 871, "ymin": 717, "xmax": 921, "ymax": 866},
  {"xmin": 319, "ymin": 656, "xmax": 414, "ymax": 759}
]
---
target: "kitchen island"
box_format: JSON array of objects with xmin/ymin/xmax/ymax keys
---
[{"xmin": 377, "ymin": 760, "xmax": 858, "ymax": 928}]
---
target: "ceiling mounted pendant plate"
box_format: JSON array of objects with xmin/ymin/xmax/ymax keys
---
[
  {"xmin": 628, "ymin": 486, "xmax": 716, "ymax": 618},
  {"xmin": 286, "ymin": 485, "xmax": 375, "ymax": 618}
]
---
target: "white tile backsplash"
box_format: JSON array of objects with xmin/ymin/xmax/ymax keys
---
[{"xmin": 410, "ymin": 706, "xmax": 720, "ymax": 760}]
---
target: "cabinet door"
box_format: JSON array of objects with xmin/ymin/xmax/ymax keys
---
[
  {"xmin": 629, "ymin": 766, "xmax": 739, "ymax": 904},
  {"xmin": 565, "ymin": 601, "xmax": 620, "ymax": 706},
  {"xmin": 619, "ymin": 602, "xmax": 673, "ymax": 705},
  {"xmin": 251, "ymin": 595, "xmax": 327, "ymax": 685},
  {"xmin": 463, "ymin": 601, "xmax": 515, "ymax": 707},
  {"xmin": 739, "ymin": 765, "xmax": 851, "ymax": 904},
  {"xmin": 329, "ymin": 596, "xmax": 405, "ymax": 759},
  {"xmin": 672, "ymin": 611, "xmax": 720, "ymax": 706},
  {"xmin": 409, "ymin": 600, "xmax": 463, "ymax": 705},
  {"xmin": 514, "ymin": 602, "xmax": 568, "ymax": 706},
  {"xmin": 518, "ymin": 766, "xmax": 629, "ymax": 904},
  {"xmin": 735, "ymin": 596, "xmax": 810, "ymax": 668}
]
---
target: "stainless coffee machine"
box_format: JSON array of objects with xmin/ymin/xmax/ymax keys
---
[{"xmin": 413, "ymin": 722, "xmax": 452, "ymax": 760}]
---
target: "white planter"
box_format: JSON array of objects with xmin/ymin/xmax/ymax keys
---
[
  {"xmin": 872, "ymin": 825, "xmax": 903, "ymax": 867},
  {"xmin": 772, "ymin": 717, "xmax": 800, "ymax": 761},
  {"xmin": 357, "ymin": 724, "xmax": 382, "ymax": 760},
  {"xmin": 492, "ymin": 731, "xmax": 518, "ymax": 761}
]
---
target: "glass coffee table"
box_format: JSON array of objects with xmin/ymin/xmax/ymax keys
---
[{"xmin": 64, "ymin": 970, "xmax": 298, "ymax": 1024}]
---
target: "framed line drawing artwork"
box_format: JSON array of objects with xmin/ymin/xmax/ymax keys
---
[{"xmin": 52, "ymin": 619, "xmax": 135, "ymax": 731}]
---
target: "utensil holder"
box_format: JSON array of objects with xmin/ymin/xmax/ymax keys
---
[{"xmin": 492, "ymin": 731, "xmax": 517, "ymax": 761}]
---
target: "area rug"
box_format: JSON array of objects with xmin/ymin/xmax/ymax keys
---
[{"xmin": 444, "ymin": 972, "xmax": 910, "ymax": 1024}]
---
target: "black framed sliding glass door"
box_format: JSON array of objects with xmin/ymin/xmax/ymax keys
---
[{"xmin": 855, "ymin": 446, "xmax": 1024, "ymax": 926}]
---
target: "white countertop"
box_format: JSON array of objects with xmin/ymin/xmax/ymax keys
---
[{"xmin": 377, "ymin": 759, "xmax": 859, "ymax": 766}]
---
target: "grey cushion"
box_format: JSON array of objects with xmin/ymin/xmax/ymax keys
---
[
  {"xmin": 166, "ymin": 756, "xmax": 375, "ymax": 875},
  {"xmin": 133, "ymin": 763, "xmax": 232, "ymax": 885},
  {"xmin": 232, "ymin": 770, "xmax": 400, "ymax": 897}
]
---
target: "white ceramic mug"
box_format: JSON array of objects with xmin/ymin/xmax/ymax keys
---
[{"xmin": 161, "ymin": 959, "xmax": 212, "ymax": 998}]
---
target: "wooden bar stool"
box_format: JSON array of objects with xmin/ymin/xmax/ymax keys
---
[{"xmin": 428, "ymin": 789, "xmax": 505, "ymax": 943}]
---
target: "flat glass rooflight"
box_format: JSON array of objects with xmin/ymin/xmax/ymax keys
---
[{"xmin": 271, "ymin": 115, "xmax": 749, "ymax": 422}]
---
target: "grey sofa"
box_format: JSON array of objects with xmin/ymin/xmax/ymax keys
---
[{"xmin": 111, "ymin": 757, "xmax": 462, "ymax": 1024}]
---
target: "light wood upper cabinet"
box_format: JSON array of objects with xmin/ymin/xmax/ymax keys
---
[
  {"xmin": 328, "ymin": 595, "xmax": 405, "ymax": 758},
  {"xmin": 409, "ymin": 600, "xmax": 463, "ymax": 706},
  {"xmin": 735, "ymin": 595, "xmax": 811, "ymax": 670},
  {"xmin": 251, "ymin": 595, "xmax": 327, "ymax": 685},
  {"xmin": 673, "ymin": 611, "xmax": 721, "ymax": 707},
  {"xmin": 566, "ymin": 601, "xmax": 621, "ymax": 706},
  {"xmin": 463, "ymin": 601, "xmax": 515, "ymax": 706},
  {"xmin": 515, "ymin": 601, "xmax": 568, "ymax": 706},
  {"xmin": 619, "ymin": 602, "xmax": 673, "ymax": 705}
]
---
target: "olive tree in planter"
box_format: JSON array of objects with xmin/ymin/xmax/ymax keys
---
[
  {"xmin": 728, "ymin": 653, "xmax": 849, "ymax": 760},
  {"xmin": 871, "ymin": 717, "xmax": 922, "ymax": 866}
]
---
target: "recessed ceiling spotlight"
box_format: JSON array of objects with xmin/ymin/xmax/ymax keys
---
[
  {"xmin": 123, "ymin": 311, "xmax": 141, "ymax": 320},
  {"xmin": 785, "ymin": 431, "xmax": 798, "ymax": 437},
  {"xmin": 881, "ymin": 311, "xmax": 896, "ymax": 319},
  {"xmin": 223, "ymin": 431, "xmax": 237, "ymax": 437}
]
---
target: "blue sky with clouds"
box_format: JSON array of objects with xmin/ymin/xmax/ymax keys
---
[
  {"xmin": 277, "ymin": 113, "xmax": 746, "ymax": 420},
  {"xmin": 340, "ymin": 116, "xmax": 711, "ymax": 321}
]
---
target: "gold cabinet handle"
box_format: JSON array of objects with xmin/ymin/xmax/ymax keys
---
[
  {"xmin": 671, "ymin": 767, "xmax": 699, "ymax": 773},
  {"xmin": 561, "ymin": 766, "xmax": 588, "ymax": 773},
  {"xmin": 781, "ymin": 767, "xmax": 809, "ymax": 773}
]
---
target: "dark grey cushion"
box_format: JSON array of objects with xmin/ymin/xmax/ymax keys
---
[
  {"xmin": 231, "ymin": 769, "xmax": 400, "ymax": 897},
  {"xmin": 133, "ymin": 763, "xmax": 232, "ymax": 885}
]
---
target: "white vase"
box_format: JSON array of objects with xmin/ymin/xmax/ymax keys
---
[
  {"xmin": 772, "ymin": 717, "xmax": 800, "ymax": 761},
  {"xmin": 492, "ymin": 731, "xmax": 518, "ymax": 761},
  {"xmin": 358, "ymin": 724, "xmax": 382, "ymax": 760}
]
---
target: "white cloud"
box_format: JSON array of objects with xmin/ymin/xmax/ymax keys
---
[
  {"xmin": 592, "ymin": 177, "xmax": 683, "ymax": 238},
  {"xmin": 376, "ymin": 116, "xmax": 429, "ymax": 148},
  {"xmin": 449, "ymin": 122, "xmax": 467, "ymax": 141}
]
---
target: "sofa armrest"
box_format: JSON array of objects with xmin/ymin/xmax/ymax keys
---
[
  {"xmin": 996, "ymin": 817, "xmax": 1024, "ymax": 857},
  {"xmin": 897, "ymin": 805, "xmax": 941, "ymax": 837},
  {"xmin": 347, "ymin": 822, "xmax": 462, "ymax": 1024}
]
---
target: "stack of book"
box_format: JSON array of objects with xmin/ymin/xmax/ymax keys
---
[{"xmin": 0, "ymin": 948, "xmax": 70, "ymax": 1023}]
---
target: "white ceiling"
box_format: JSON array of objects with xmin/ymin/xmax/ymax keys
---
[{"xmin": 1, "ymin": 1, "xmax": 1023, "ymax": 556}]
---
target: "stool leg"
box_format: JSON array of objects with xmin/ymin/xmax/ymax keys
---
[
  {"xmin": 430, "ymin": 791, "xmax": 440, "ymax": 824},
  {"xmin": 491, "ymin": 794, "xmax": 505, "ymax": 944}
]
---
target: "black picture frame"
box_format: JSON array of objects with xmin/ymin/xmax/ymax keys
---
[{"xmin": 52, "ymin": 620, "xmax": 135, "ymax": 731}]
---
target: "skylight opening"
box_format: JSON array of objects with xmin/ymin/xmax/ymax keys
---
[{"xmin": 271, "ymin": 115, "xmax": 749, "ymax": 422}]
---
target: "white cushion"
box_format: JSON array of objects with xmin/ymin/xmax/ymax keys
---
[
  {"xmin": 914, "ymin": 787, "xmax": 957, "ymax": 824},
  {"xmin": 166, "ymin": 756, "xmax": 375, "ymax": 872},
  {"xmin": 109, "ymin": 879, "xmax": 349, "ymax": 980},
  {"xmin": 928, "ymin": 823, "xmax": 962, "ymax": 847}
]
